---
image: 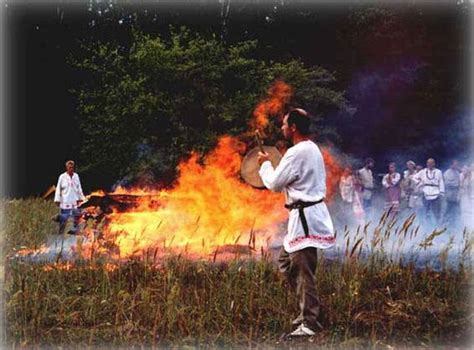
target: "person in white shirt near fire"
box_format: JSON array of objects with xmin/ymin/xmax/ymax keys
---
[
  {"xmin": 257, "ymin": 108, "xmax": 335, "ymax": 338},
  {"xmin": 53, "ymin": 160, "xmax": 86, "ymax": 235}
]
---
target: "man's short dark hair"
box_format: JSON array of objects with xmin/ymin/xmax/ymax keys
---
[{"xmin": 287, "ymin": 109, "xmax": 311, "ymax": 135}]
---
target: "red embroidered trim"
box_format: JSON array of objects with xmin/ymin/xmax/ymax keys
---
[{"xmin": 288, "ymin": 234, "xmax": 335, "ymax": 247}]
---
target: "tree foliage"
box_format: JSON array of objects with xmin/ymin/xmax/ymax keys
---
[{"xmin": 71, "ymin": 27, "xmax": 346, "ymax": 188}]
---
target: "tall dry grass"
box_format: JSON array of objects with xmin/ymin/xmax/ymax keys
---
[{"xmin": 2, "ymin": 198, "xmax": 473, "ymax": 348}]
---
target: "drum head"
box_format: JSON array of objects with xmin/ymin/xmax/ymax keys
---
[{"xmin": 241, "ymin": 146, "xmax": 282, "ymax": 188}]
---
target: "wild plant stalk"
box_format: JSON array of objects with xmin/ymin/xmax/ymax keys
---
[{"xmin": 2, "ymin": 199, "xmax": 473, "ymax": 347}]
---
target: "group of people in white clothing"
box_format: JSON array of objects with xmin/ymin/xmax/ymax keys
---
[{"xmin": 339, "ymin": 157, "xmax": 474, "ymax": 230}]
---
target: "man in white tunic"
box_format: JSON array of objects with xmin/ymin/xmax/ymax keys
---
[
  {"xmin": 443, "ymin": 160, "xmax": 461, "ymax": 227},
  {"xmin": 413, "ymin": 158, "xmax": 445, "ymax": 227},
  {"xmin": 54, "ymin": 160, "xmax": 86, "ymax": 234},
  {"xmin": 257, "ymin": 108, "xmax": 335, "ymax": 337},
  {"xmin": 358, "ymin": 158, "xmax": 375, "ymax": 213}
]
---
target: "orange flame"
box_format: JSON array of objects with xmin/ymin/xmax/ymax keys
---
[
  {"xmin": 251, "ymin": 80, "xmax": 293, "ymax": 130},
  {"xmin": 91, "ymin": 140, "xmax": 341, "ymax": 260},
  {"xmin": 321, "ymin": 147, "xmax": 344, "ymax": 201},
  {"xmin": 94, "ymin": 136, "xmax": 286, "ymax": 258}
]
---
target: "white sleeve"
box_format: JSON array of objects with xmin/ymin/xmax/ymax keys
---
[
  {"xmin": 439, "ymin": 171, "xmax": 445, "ymax": 194},
  {"xmin": 258, "ymin": 152, "xmax": 298, "ymax": 192},
  {"xmin": 76, "ymin": 174, "xmax": 86, "ymax": 201},
  {"xmin": 412, "ymin": 171, "xmax": 422, "ymax": 185},
  {"xmin": 392, "ymin": 173, "xmax": 401, "ymax": 186},
  {"xmin": 382, "ymin": 175, "xmax": 390, "ymax": 188},
  {"xmin": 443, "ymin": 170, "xmax": 452, "ymax": 186},
  {"xmin": 339, "ymin": 177, "xmax": 345, "ymax": 194},
  {"xmin": 54, "ymin": 175, "xmax": 62, "ymax": 203}
]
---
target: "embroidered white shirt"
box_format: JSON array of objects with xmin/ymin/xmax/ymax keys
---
[
  {"xmin": 54, "ymin": 172, "xmax": 86, "ymax": 209},
  {"xmin": 413, "ymin": 168, "xmax": 445, "ymax": 200},
  {"xmin": 358, "ymin": 167, "xmax": 374, "ymax": 200},
  {"xmin": 258, "ymin": 140, "xmax": 335, "ymax": 253}
]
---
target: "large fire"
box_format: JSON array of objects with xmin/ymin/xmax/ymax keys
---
[
  {"xmin": 77, "ymin": 145, "xmax": 342, "ymax": 261},
  {"xmin": 81, "ymin": 140, "xmax": 342, "ymax": 260},
  {"xmin": 95, "ymin": 136, "xmax": 287, "ymax": 258}
]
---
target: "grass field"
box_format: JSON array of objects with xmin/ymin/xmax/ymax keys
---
[{"xmin": 1, "ymin": 198, "xmax": 473, "ymax": 348}]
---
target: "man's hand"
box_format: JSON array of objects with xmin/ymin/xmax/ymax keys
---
[
  {"xmin": 257, "ymin": 151, "xmax": 271, "ymax": 166},
  {"xmin": 55, "ymin": 201, "xmax": 60, "ymax": 207},
  {"xmin": 77, "ymin": 200, "xmax": 83, "ymax": 206}
]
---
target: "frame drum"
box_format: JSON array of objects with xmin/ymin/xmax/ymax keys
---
[{"xmin": 240, "ymin": 146, "xmax": 282, "ymax": 188}]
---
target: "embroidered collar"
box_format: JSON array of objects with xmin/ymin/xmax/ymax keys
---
[{"xmin": 426, "ymin": 169, "xmax": 436, "ymax": 180}]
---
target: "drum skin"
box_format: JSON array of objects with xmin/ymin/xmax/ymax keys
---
[{"xmin": 240, "ymin": 146, "xmax": 282, "ymax": 188}]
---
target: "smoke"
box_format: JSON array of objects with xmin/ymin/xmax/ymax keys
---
[
  {"xmin": 333, "ymin": 55, "xmax": 472, "ymax": 176},
  {"xmin": 13, "ymin": 234, "xmax": 94, "ymax": 264},
  {"xmin": 345, "ymin": 58, "xmax": 426, "ymax": 127},
  {"xmin": 339, "ymin": 58, "xmax": 426, "ymax": 158}
]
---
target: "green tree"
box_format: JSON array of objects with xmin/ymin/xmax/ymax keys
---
[{"xmin": 71, "ymin": 27, "xmax": 346, "ymax": 189}]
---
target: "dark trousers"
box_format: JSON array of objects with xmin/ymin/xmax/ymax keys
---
[
  {"xmin": 444, "ymin": 200, "xmax": 460, "ymax": 227},
  {"xmin": 363, "ymin": 198, "xmax": 372, "ymax": 210},
  {"xmin": 422, "ymin": 197, "xmax": 442, "ymax": 226},
  {"xmin": 363, "ymin": 198, "xmax": 372, "ymax": 218},
  {"xmin": 278, "ymin": 247, "xmax": 320, "ymax": 330}
]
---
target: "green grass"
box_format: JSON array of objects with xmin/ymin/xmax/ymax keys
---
[{"xmin": 1, "ymin": 198, "xmax": 473, "ymax": 348}]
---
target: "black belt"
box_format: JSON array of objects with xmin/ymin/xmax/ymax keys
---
[{"xmin": 284, "ymin": 199, "xmax": 324, "ymax": 237}]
